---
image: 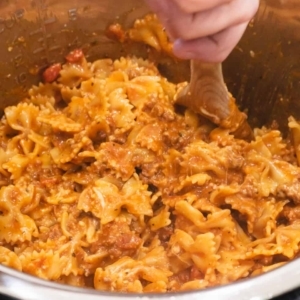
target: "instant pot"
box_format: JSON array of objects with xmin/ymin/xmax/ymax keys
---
[{"xmin": 0, "ymin": 0, "xmax": 300, "ymax": 299}]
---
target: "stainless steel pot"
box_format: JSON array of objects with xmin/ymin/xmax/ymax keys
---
[{"xmin": 0, "ymin": 0, "xmax": 300, "ymax": 299}]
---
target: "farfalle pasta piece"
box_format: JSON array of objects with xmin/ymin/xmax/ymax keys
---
[
  {"xmin": 162, "ymin": 193, "xmax": 198, "ymax": 208},
  {"xmin": 192, "ymin": 198, "xmax": 222, "ymax": 215},
  {"xmin": 251, "ymin": 262, "xmax": 286, "ymax": 277},
  {"xmin": 175, "ymin": 200, "xmax": 236, "ymax": 233},
  {"xmin": 60, "ymin": 86, "xmax": 82, "ymax": 103},
  {"xmin": 50, "ymin": 134, "xmax": 93, "ymax": 165},
  {"xmin": 45, "ymin": 186, "xmax": 79, "ymax": 206},
  {"xmin": 108, "ymin": 87, "xmax": 135, "ymax": 132},
  {"xmin": 168, "ymin": 230, "xmax": 220, "ymax": 276},
  {"xmin": 28, "ymin": 82, "xmax": 60, "ymax": 107},
  {"xmin": 181, "ymin": 141, "xmax": 232, "ymax": 178},
  {"xmin": 96, "ymin": 142, "xmax": 135, "ymax": 181},
  {"xmin": 78, "ymin": 217, "xmax": 100, "ymax": 244},
  {"xmin": 59, "ymin": 57, "xmax": 92, "ymax": 88},
  {"xmin": 38, "ymin": 112, "xmax": 83, "ymax": 133},
  {"xmin": 57, "ymin": 274, "xmax": 86, "ymax": 288},
  {"xmin": 121, "ymin": 174, "xmax": 153, "ymax": 216},
  {"xmin": 102, "ymin": 79, "xmax": 126, "ymax": 99},
  {"xmin": 275, "ymin": 223, "xmax": 300, "ymax": 258},
  {"xmin": 81, "ymin": 78, "xmax": 107, "ymax": 101},
  {"xmin": 160, "ymin": 149, "xmax": 183, "ymax": 184},
  {"xmin": 179, "ymin": 280, "xmax": 209, "ymax": 292},
  {"xmin": 149, "ymin": 207, "xmax": 171, "ymax": 231},
  {"xmin": 128, "ymin": 14, "xmax": 174, "ymax": 56},
  {"xmin": 78, "ymin": 176, "xmax": 152, "ymax": 225},
  {"xmin": 249, "ymin": 130, "xmax": 287, "ymax": 159},
  {"xmin": 246, "ymin": 242, "xmax": 284, "ymax": 259},
  {"xmin": 2, "ymin": 154, "xmax": 31, "ymax": 180},
  {"xmin": 217, "ymin": 260, "xmax": 254, "ymax": 284},
  {"xmin": 0, "ymin": 147, "xmax": 18, "ymax": 177},
  {"xmin": 252, "ymin": 199, "xmax": 288, "ymax": 239},
  {"xmin": 126, "ymin": 76, "xmax": 165, "ymax": 111},
  {"xmin": 135, "ymin": 123, "xmax": 163, "ymax": 153},
  {"xmin": 245, "ymin": 153, "xmax": 299, "ymax": 197},
  {"xmin": 5, "ymin": 103, "xmax": 40, "ymax": 132},
  {"xmin": 90, "ymin": 59, "xmax": 114, "ymax": 79},
  {"xmin": 0, "ymin": 185, "xmax": 38, "ymax": 243},
  {"xmin": 78, "ymin": 180, "xmax": 120, "ymax": 224},
  {"xmin": 209, "ymin": 185, "xmax": 239, "ymax": 206},
  {"xmin": 190, "ymin": 233, "xmax": 220, "ymax": 274},
  {"xmin": 173, "ymin": 173, "xmax": 211, "ymax": 193},
  {"xmin": 244, "ymin": 234, "xmax": 282, "ymax": 259},
  {"xmin": 19, "ymin": 246, "xmax": 83, "ymax": 280},
  {"xmin": 278, "ymin": 179, "xmax": 300, "ymax": 204},
  {"xmin": 29, "ymin": 82, "xmax": 61, "ymax": 98},
  {"xmin": 94, "ymin": 246, "xmax": 172, "ymax": 292},
  {"xmin": 114, "ymin": 56, "xmax": 159, "ymax": 78},
  {"xmin": 0, "ymin": 246, "xmax": 22, "ymax": 271},
  {"xmin": 28, "ymin": 95, "xmax": 56, "ymax": 108},
  {"xmin": 260, "ymin": 130, "xmax": 287, "ymax": 158},
  {"xmin": 63, "ymin": 96, "xmax": 92, "ymax": 126},
  {"xmin": 27, "ymin": 131, "xmax": 50, "ymax": 150}
]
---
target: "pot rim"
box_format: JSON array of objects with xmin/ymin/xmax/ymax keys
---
[{"xmin": 0, "ymin": 258, "xmax": 299, "ymax": 300}]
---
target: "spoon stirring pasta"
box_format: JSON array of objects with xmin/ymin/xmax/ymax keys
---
[{"xmin": 176, "ymin": 60, "xmax": 253, "ymax": 140}]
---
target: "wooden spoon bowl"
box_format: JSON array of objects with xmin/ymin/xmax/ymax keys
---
[{"xmin": 176, "ymin": 60, "xmax": 253, "ymax": 140}]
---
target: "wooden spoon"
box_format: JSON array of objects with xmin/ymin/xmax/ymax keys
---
[{"xmin": 176, "ymin": 60, "xmax": 253, "ymax": 140}]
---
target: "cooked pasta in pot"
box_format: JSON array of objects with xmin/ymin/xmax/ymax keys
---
[
  {"xmin": 0, "ymin": 51, "xmax": 300, "ymax": 293},
  {"xmin": 1, "ymin": 16, "xmax": 300, "ymax": 291}
]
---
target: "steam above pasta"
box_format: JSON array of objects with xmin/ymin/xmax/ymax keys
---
[{"xmin": 0, "ymin": 50, "xmax": 300, "ymax": 292}]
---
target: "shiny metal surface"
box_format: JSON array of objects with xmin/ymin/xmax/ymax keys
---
[
  {"xmin": 0, "ymin": 0, "xmax": 150, "ymax": 109},
  {"xmin": 0, "ymin": 0, "xmax": 300, "ymax": 299},
  {"xmin": 1, "ymin": 259, "xmax": 300, "ymax": 300},
  {"xmin": 224, "ymin": 0, "xmax": 300, "ymax": 132}
]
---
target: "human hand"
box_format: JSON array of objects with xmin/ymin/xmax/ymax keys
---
[{"xmin": 144, "ymin": 0, "xmax": 260, "ymax": 62}]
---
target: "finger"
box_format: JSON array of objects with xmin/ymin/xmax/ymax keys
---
[
  {"xmin": 173, "ymin": 22, "xmax": 248, "ymax": 62},
  {"xmin": 144, "ymin": 0, "xmax": 232, "ymax": 15},
  {"xmin": 172, "ymin": 0, "xmax": 232, "ymax": 14},
  {"xmin": 166, "ymin": 0, "xmax": 259, "ymax": 41},
  {"xmin": 143, "ymin": 0, "xmax": 171, "ymax": 19}
]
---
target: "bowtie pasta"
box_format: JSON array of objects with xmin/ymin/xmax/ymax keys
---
[{"xmin": 0, "ymin": 49, "xmax": 300, "ymax": 293}]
